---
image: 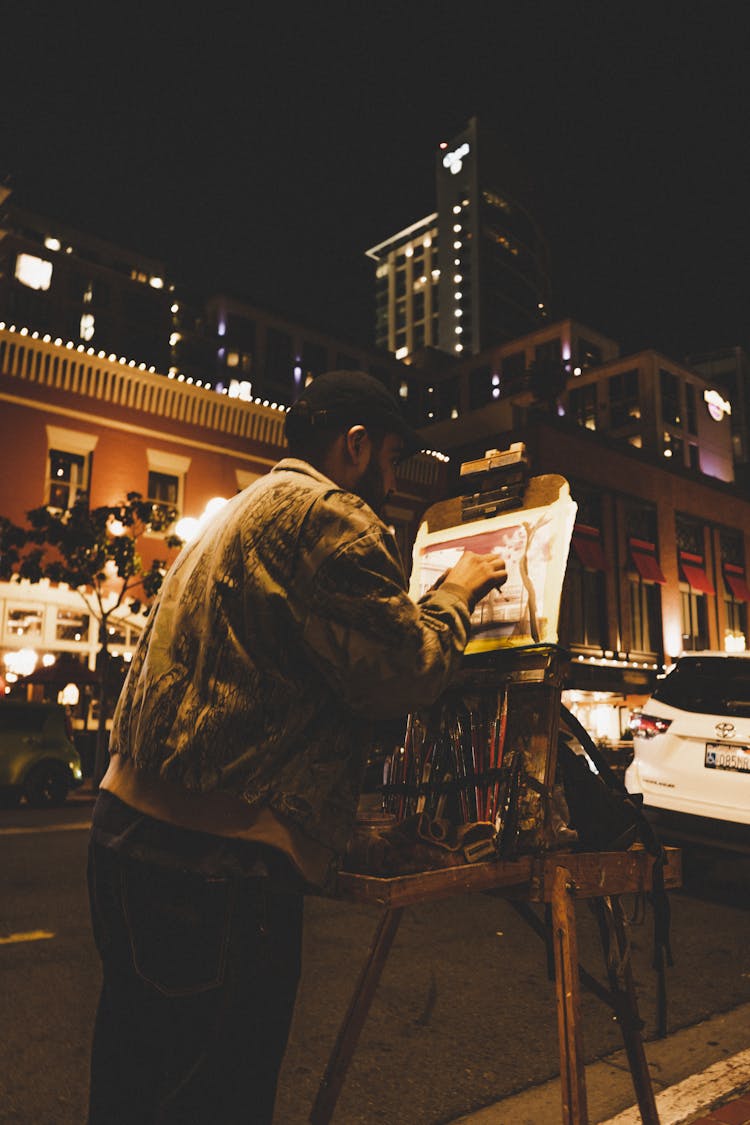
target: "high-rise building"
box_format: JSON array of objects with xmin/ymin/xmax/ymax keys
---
[
  {"xmin": 366, "ymin": 117, "xmax": 550, "ymax": 361},
  {"xmin": 0, "ymin": 189, "xmax": 174, "ymax": 373}
]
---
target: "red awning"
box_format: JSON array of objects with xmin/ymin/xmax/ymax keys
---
[
  {"xmin": 724, "ymin": 566, "xmax": 750, "ymax": 602},
  {"xmin": 571, "ymin": 524, "xmax": 607, "ymax": 571},
  {"xmin": 629, "ymin": 539, "xmax": 666, "ymax": 584},
  {"xmin": 679, "ymin": 553, "xmax": 715, "ymax": 595}
]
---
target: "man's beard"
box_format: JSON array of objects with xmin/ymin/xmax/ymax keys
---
[{"xmin": 354, "ymin": 459, "xmax": 388, "ymax": 515}]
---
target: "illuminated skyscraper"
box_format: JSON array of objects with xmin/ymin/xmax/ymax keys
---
[{"xmin": 366, "ymin": 117, "xmax": 550, "ymax": 361}]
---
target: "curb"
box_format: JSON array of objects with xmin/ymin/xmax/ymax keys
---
[{"xmin": 448, "ymin": 1001, "xmax": 750, "ymax": 1125}]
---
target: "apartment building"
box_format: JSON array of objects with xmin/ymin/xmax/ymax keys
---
[{"xmin": 0, "ymin": 324, "xmax": 446, "ymax": 695}]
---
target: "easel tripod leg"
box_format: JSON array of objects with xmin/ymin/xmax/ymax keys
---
[
  {"xmin": 309, "ymin": 906, "xmax": 404, "ymax": 1125},
  {"xmin": 595, "ymin": 896, "xmax": 660, "ymax": 1125},
  {"xmin": 551, "ymin": 866, "xmax": 589, "ymax": 1125}
]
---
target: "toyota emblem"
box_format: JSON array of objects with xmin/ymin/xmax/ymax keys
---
[{"xmin": 715, "ymin": 721, "xmax": 736, "ymax": 738}]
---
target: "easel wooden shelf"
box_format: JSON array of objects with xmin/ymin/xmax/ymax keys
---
[{"xmin": 309, "ymin": 845, "xmax": 682, "ymax": 1125}]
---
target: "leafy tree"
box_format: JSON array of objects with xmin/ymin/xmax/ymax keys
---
[{"xmin": 0, "ymin": 492, "xmax": 182, "ymax": 784}]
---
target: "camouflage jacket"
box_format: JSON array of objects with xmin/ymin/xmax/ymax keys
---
[{"xmin": 110, "ymin": 458, "xmax": 471, "ymax": 879}]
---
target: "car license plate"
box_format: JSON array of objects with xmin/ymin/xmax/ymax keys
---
[{"xmin": 705, "ymin": 743, "xmax": 750, "ymax": 773}]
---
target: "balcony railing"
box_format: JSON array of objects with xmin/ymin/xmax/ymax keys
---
[{"xmin": 0, "ymin": 324, "xmax": 444, "ymax": 487}]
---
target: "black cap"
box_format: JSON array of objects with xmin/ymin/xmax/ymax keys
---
[{"xmin": 285, "ymin": 370, "xmax": 422, "ymax": 457}]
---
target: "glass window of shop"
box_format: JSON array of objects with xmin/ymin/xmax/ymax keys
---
[
  {"xmin": 56, "ymin": 609, "xmax": 90, "ymax": 643},
  {"xmin": 4, "ymin": 605, "xmax": 44, "ymax": 643},
  {"xmin": 681, "ymin": 589, "xmax": 709, "ymax": 651},
  {"xmin": 629, "ymin": 579, "xmax": 661, "ymax": 654},
  {"xmin": 721, "ymin": 531, "xmax": 748, "ymax": 650},
  {"xmin": 565, "ymin": 554, "xmax": 606, "ymax": 648}
]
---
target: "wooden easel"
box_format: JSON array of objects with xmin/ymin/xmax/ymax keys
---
[{"xmin": 309, "ymin": 846, "xmax": 681, "ymax": 1125}]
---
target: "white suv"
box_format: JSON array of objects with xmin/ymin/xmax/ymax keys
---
[{"xmin": 625, "ymin": 651, "xmax": 750, "ymax": 839}]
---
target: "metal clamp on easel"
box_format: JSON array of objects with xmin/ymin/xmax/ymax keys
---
[{"xmin": 459, "ymin": 441, "xmax": 530, "ymax": 522}]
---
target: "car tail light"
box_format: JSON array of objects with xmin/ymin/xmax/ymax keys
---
[{"xmin": 629, "ymin": 712, "xmax": 672, "ymax": 740}]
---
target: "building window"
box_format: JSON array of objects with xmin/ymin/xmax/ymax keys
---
[
  {"xmin": 569, "ymin": 384, "xmax": 597, "ymax": 431},
  {"xmin": 44, "ymin": 425, "xmax": 99, "ymax": 510},
  {"xmin": 608, "ymin": 369, "xmax": 640, "ymax": 429},
  {"xmin": 5, "ymin": 605, "xmax": 44, "ymax": 642},
  {"xmin": 15, "ymin": 253, "xmax": 53, "ymax": 291},
  {"xmin": 565, "ymin": 553, "xmax": 606, "ymax": 649},
  {"xmin": 145, "ymin": 449, "xmax": 190, "ymax": 527},
  {"xmin": 685, "ymin": 382, "xmax": 697, "ymax": 434},
  {"xmin": 660, "ymin": 369, "xmax": 681, "ymax": 426},
  {"xmin": 47, "ymin": 449, "xmax": 88, "ymax": 510},
  {"xmin": 681, "ymin": 589, "xmax": 709, "ymax": 651},
  {"xmin": 629, "ymin": 579, "xmax": 662, "ymax": 655},
  {"xmin": 56, "ymin": 608, "xmax": 90, "ymax": 643},
  {"xmin": 576, "ymin": 338, "xmax": 603, "ymax": 369},
  {"xmin": 264, "ymin": 328, "xmax": 292, "ymax": 388},
  {"xmin": 502, "ymin": 351, "xmax": 526, "ymax": 380},
  {"xmin": 147, "ymin": 471, "xmax": 179, "ymax": 508}
]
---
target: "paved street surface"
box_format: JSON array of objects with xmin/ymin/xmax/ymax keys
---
[{"xmin": 0, "ymin": 791, "xmax": 748, "ymax": 1124}]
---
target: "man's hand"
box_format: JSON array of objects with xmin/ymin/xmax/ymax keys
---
[{"xmin": 442, "ymin": 550, "xmax": 507, "ymax": 613}]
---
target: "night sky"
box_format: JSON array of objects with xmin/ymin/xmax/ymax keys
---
[{"xmin": 4, "ymin": 4, "xmax": 750, "ymax": 363}]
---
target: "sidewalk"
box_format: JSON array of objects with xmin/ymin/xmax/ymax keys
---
[{"xmin": 448, "ymin": 1001, "xmax": 750, "ymax": 1125}]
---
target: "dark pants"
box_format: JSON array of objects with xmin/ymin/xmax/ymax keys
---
[{"xmin": 87, "ymin": 840, "xmax": 303, "ymax": 1125}]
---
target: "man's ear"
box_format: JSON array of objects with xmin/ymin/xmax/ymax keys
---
[{"xmin": 345, "ymin": 425, "xmax": 370, "ymax": 467}]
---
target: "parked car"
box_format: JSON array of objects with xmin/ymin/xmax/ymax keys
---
[
  {"xmin": 625, "ymin": 651, "xmax": 750, "ymax": 841},
  {"xmin": 0, "ymin": 701, "xmax": 84, "ymax": 807}
]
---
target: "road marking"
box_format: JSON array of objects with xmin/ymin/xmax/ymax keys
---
[
  {"xmin": 0, "ymin": 930, "xmax": 55, "ymax": 945},
  {"xmin": 0, "ymin": 822, "xmax": 91, "ymax": 836},
  {"xmin": 600, "ymin": 1046, "xmax": 750, "ymax": 1124}
]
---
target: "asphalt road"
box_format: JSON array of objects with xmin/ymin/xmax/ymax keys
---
[{"xmin": 0, "ymin": 797, "xmax": 749, "ymax": 1125}]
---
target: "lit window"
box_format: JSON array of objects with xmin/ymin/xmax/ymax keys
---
[
  {"xmin": 5, "ymin": 608, "xmax": 43, "ymax": 642},
  {"xmin": 56, "ymin": 609, "xmax": 90, "ymax": 643},
  {"xmin": 15, "ymin": 253, "xmax": 53, "ymax": 291},
  {"xmin": 228, "ymin": 379, "xmax": 252, "ymax": 400},
  {"xmin": 44, "ymin": 236, "xmax": 61, "ymax": 252},
  {"xmin": 399, "ymin": 382, "xmax": 409, "ymax": 399},
  {"xmin": 47, "ymin": 449, "xmax": 87, "ymax": 510},
  {"xmin": 79, "ymin": 313, "xmax": 95, "ymax": 341},
  {"xmin": 226, "ymin": 352, "xmax": 240, "ymax": 368},
  {"xmin": 149, "ymin": 276, "xmax": 164, "ymax": 289}
]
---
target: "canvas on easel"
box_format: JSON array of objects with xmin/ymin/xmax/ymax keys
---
[{"xmin": 409, "ymin": 471, "xmax": 577, "ymax": 653}]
